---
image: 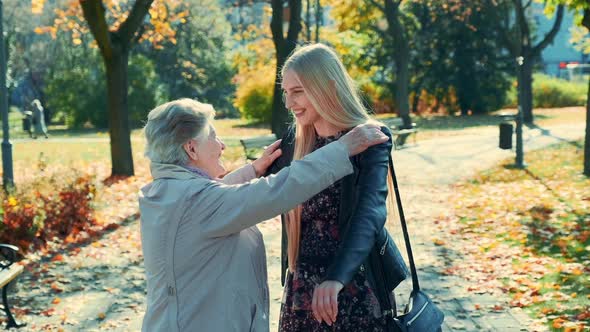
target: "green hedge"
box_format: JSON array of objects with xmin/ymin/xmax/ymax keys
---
[{"xmin": 505, "ymin": 74, "xmax": 587, "ymax": 108}]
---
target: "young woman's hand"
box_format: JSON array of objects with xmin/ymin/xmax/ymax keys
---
[
  {"xmin": 251, "ymin": 139, "xmax": 282, "ymax": 177},
  {"xmin": 338, "ymin": 123, "xmax": 388, "ymax": 156},
  {"xmin": 311, "ymin": 280, "xmax": 344, "ymax": 326}
]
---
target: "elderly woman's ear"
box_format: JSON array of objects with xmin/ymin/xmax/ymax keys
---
[{"xmin": 183, "ymin": 139, "xmax": 199, "ymax": 161}]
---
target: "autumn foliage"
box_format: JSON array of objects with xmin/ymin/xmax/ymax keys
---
[
  {"xmin": 0, "ymin": 171, "xmax": 96, "ymax": 255},
  {"xmin": 31, "ymin": 0, "xmax": 186, "ymax": 48},
  {"xmin": 437, "ymin": 140, "xmax": 590, "ymax": 331}
]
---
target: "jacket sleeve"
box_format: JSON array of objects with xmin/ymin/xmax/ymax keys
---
[
  {"xmin": 220, "ymin": 164, "xmax": 257, "ymax": 185},
  {"xmin": 324, "ymin": 127, "xmax": 393, "ymax": 286},
  {"xmin": 188, "ymin": 141, "xmax": 353, "ymax": 238},
  {"xmin": 265, "ymin": 127, "xmax": 295, "ymax": 176}
]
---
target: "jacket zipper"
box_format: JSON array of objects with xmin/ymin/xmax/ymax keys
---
[
  {"xmin": 380, "ymin": 234, "xmax": 389, "ymax": 255},
  {"xmin": 376, "ymin": 245, "xmax": 394, "ymax": 318},
  {"xmin": 406, "ymin": 301, "xmax": 429, "ymax": 326}
]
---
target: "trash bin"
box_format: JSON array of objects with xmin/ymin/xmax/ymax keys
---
[{"xmin": 499, "ymin": 122, "xmax": 513, "ymax": 150}]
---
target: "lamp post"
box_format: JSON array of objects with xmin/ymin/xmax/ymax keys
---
[
  {"xmin": 0, "ymin": 0, "xmax": 14, "ymax": 190},
  {"xmin": 515, "ymin": 56, "xmax": 526, "ymax": 169}
]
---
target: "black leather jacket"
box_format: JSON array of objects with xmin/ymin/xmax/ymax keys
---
[{"xmin": 267, "ymin": 126, "xmax": 408, "ymax": 292}]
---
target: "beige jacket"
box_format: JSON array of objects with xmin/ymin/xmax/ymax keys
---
[{"xmin": 139, "ymin": 141, "xmax": 353, "ymax": 332}]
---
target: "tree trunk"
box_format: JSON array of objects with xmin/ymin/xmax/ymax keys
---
[
  {"xmin": 395, "ymin": 49, "xmax": 411, "ymax": 127},
  {"xmin": 306, "ymin": 0, "xmax": 311, "ymax": 41},
  {"xmin": 271, "ymin": 48, "xmax": 291, "ymax": 138},
  {"xmin": 584, "ymin": 75, "xmax": 590, "ymax": 177},
  {"xmin": 520, "ymin": 57, "xmax": 534, "ymax": 124},
  {"xmin": 270, "ymin": 0, "xmax": 301, "ymax": 138},
  {"xmin": 583, "ymin": 9, "xmax": 590, "ymax": 177},
  {"xmin": 105, "ymin": 47, "xmax": 134, "ymax": 176},
  {"xmin": 315, "ymin": 0, "xmax": 320, "ymax": 42},
  {"xmin": 411, "ymin": 80, "xmax": 423, "ymax": 114},
  {"xmin": 384, "ymin": 0, "xmax": 412, "ymax": 128}
]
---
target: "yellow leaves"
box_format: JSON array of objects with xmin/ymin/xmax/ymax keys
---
[
  {"xmin": 149, "ymin": 5, "xmax": 168, "ymax": 21},
  {"xmin": 8, "ymin": 196, "xmax": 18, "ymax": 207},
  {"xmin": 563, "ymin": 326, "xmax": 586, "ymax": 332},
  {"xmin": 479, "ymin": 241, "xmax": 498, "ymax": 252},
  {"xmin": 33, "ymin": 0, "xmax": 186, "ymax": 48},
  {"xmin": 433, "ymin": 238, "xmax": 446, "ymax": 246},
  {"xmin": 553, "ymin": 317, "xmax": 566, "ymax": 329},
  {"xmin": 571, "ymin": 267, "xmax": 583, "ymax": 276},
  {"xmin": 31, "ymin": 0, "xmax": 46, "ymax": 15}
]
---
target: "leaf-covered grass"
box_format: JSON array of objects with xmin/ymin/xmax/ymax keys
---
[{"xmin": 439, "ymin": 140, "xmax": 589, "ymax": 331}]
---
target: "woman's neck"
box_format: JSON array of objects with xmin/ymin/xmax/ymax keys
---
[{"xmin": 313, "ymin": 119, "xmax": 344, "ymax": 137}]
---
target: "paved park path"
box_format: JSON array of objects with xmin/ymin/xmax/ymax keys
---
[{"xmin": 8, "ymin": 122, "xmax": 586, "ymax": 331}]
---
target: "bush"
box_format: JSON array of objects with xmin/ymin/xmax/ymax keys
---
[
  {"xmin": 505, "ymin": 74, "xmax": 587, "ymax": 108},
  {"xmin": 0, "ymin": 170, "xmax": 96, "ymax": 254},
  {"xmin": 234, "ymin": 65, "xmax": 275, "ymax": 123}
]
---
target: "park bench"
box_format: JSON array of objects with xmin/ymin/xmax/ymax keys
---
[
  {"xmin": 0, "ymin": 244, "xmax": 25, "ymax": 329},
  {"xmin": 240, "ymin": 134, "xmax": 278, "ymax": 160},
  {"xmin": 382, "ymin": 117, "xmax": 419, "ymax": 149},
  {"xmin": 239, "ymin": 117, "xmax": 418, "ymax": 159}
]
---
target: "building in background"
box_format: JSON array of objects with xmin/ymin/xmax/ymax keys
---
[{"xmin": 533, "ymin": 3, "xmax": 588, "ymax": 79}]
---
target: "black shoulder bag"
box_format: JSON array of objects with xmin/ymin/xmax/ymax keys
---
[{"xmin": 378, "ymin": 155, "xmax": 445, "ymax": 332}]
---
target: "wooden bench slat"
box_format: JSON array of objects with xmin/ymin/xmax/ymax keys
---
[
  {"xmin": 0, "ymin": 264, "xmax": 24, "ymax": 288},
  {"xmin": 392, "ymin": 128, "xmax": 418, "ymax": 135},
  {"xmin": 240, "ymin": 135, "xmax": 278, "ymax": 147},
  {"xmin": 240, "ymin": 134, "xmax": 278, "ymax": 160},
  {"xmin": 383, "ymin": 118, "xmax": 419, "ymax": 149}
]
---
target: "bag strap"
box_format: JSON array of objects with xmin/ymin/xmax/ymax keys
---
[{"xmin": 388, "ymin": 155, "xmax": 420, "ymax": 292}]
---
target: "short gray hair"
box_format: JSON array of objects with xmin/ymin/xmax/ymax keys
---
[{"xmin": 144, "ymin": 98, "xmax": 214, "ymax": 165}]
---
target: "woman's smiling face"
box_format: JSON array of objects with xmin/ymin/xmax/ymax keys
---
[
  {"xmin": 193, "ymin": 125, "xmax": 226, "ymax": 178},
  {"xmin": 282, "ymin": 70, "xmax": 322, "ymax": 127}
]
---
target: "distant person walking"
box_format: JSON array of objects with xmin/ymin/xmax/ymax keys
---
[{"xmin": 30, "ymin": 99, "xmax": 49, "ymax": 139}]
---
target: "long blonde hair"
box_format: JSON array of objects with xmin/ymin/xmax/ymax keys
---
[{"xmin": 281, "ymin": 43, "xmax": 374, "ymax": 272}]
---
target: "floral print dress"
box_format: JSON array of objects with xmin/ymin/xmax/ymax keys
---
[{"xmin": 278, "ymin": 133, "xmax": 387, "ymax": 332}]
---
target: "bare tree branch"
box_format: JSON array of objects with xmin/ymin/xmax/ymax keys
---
[
  {"xmin": 270, "ymin": 0, "xmax": 284, "ymax": 48},
  {"xmin": 582, "ymin": 8, "xmax": 590, "ymax": 30},
  {"xmin": 286, "ymin": 0, "xmax": 302, "ymax": 42},
  {"xmin": 532, "ymin": 4, "xmax": 564, "ymax": 55},
  {"xmin": 523, "ymin": 0, "xmax": 533, "ymax": 10},
  {"xmin": 118, "ymin": 0, "xmax": 154, "ymax": 45},
  {"xmin": 79, "ymin": 0, "xmax": 113, "ymax": 58},
  {"xmin": 513, "ymin": 0, "xmax": 531, "ymax": 49},
  {"xmin": 366, "ymin": 0, "xmax": 385, "ymax": 12}
]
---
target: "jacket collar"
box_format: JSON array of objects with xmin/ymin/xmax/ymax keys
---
[{"xmin": 150, "ymin": 162, "xmax": 208, "ymax": 181}]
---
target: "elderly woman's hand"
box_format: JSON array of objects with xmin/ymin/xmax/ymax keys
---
[
  {"xmin": 339, "ymin": 123, "xmax": 388, "ymax": 156},
  {"xmin": 251, "ymin": 139, "xmax": 283, "ymax": 177}
]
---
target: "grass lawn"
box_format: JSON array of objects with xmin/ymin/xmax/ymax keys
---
[{"xmin": 438, "ymin": 140, "xmax": 589, "ymax": 331}]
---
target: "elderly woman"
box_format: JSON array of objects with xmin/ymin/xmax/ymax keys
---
[{"xmin": 139, "ymin": 98, "xmax": 388, "ymax": 332}]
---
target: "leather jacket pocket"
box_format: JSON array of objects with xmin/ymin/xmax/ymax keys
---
[{"xmin": 375, "ymin": 229, "xmax": 409, "ymax": 292}]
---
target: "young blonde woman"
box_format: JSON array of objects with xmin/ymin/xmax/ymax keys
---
[{"xmin": 268, "ymin": 44, "xmax": 408, "ymax": 332}]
